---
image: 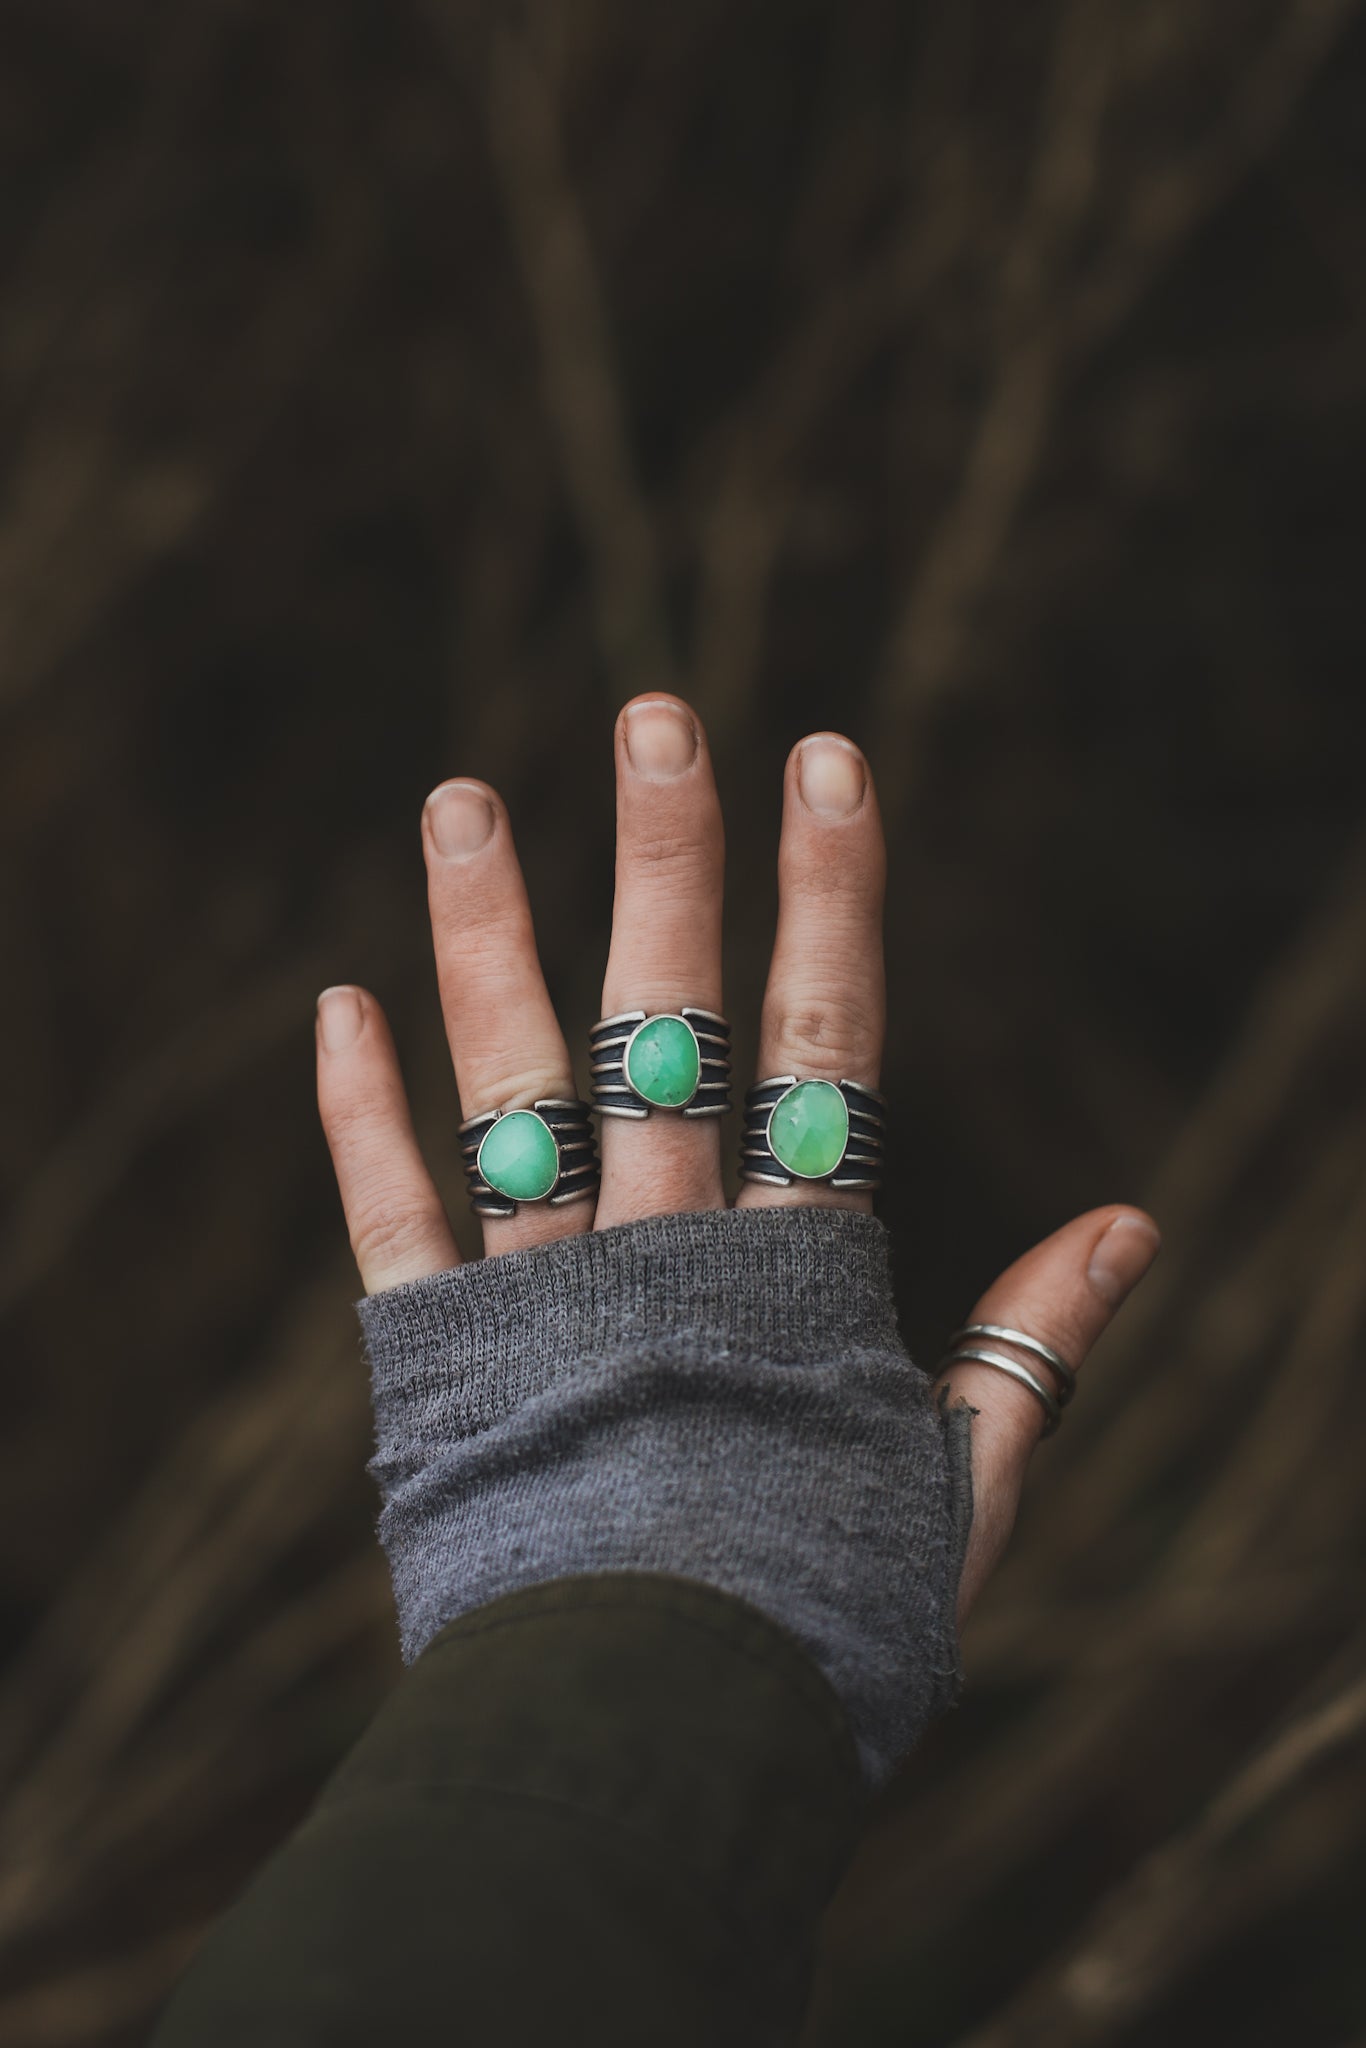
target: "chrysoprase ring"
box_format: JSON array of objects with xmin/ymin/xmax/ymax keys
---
[
  {"xmin": 588, "ymin": 1007, "xmax": 733, "ymax": 1119},
  {"xmin": 459, "ymin": 1097, "xmax": 600, "ymax": 1218},
  {"xmin": 738, "ymin": 1074, "xmax": 886, "ymax": 1192}
]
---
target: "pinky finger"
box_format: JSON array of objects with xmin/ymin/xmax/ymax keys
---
[{"xmin": 315, "ymin": 985, "xmax": 461, "ymax": 1296}]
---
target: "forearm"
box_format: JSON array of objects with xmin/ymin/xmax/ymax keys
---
[{"xmin": 149, "ymin": 1572, "xmax": 865, "ymax": 2047}]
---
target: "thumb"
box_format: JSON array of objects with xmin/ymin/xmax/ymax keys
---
[{"xmin": 932, "ymin": 1204, "xmax": 1162, "ymax": 1629}]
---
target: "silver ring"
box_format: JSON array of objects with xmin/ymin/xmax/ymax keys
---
[
  {"xmin": 588, "ymin": 1007, "xmax": 733, "ymax": 1119},
  {"xmin": 935, "ymin": 1322, "xmax": 1077, "ymax": 1437},
  {"xmin": 459, "ymin": 1098, "xmax": 600, "ymax": 1218},
  {"xmin": 945, "ymin": 1323, "xmax": 1077, "ymax": 1404},
  {"xmin": 738, "ymin": 1075, "xmax": 886, "ymax": 1192}
]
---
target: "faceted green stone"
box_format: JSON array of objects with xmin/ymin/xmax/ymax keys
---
[
  {"xmin": 477, "ymin": 1110, "xmax": 560, "ymax": 1202},
  {"xmin": 768, "ymin": 1079, "xmax": 849, "ymax": 1179},
  {"xmin": 625, "ymin": 1014, "xmax": 700, "ymax": 1107}
]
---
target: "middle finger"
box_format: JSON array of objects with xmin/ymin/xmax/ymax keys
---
[{"xmin": 594, "ymin": 695, "xmax": 728, "ymax": 1228}]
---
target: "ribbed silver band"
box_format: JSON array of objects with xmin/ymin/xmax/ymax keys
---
[
  {"xmin": 738, "ymin": 1075, "xmax": 887, "ymax": 1193},
  {"xmin": 588, "ymin": 1007, "xmax": 733, "ymax": 1119},
  {"xmin": 458, "ymin": 1098, "xmax": 600, "ymax": 1219}
]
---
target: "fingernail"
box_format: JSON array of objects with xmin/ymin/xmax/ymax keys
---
[
  {"xmin": 798, "ymin": 736, "xmax": 865, "ymax": 815},
  {"xmin": 624, "ymin": 701, "xmax": 697, "ymax": 778},
  {"xmin": 427, "ymin": 782, "xmax": 495, "ymax": 858},
  {"xmin": 1087, "ymin": 1214, "xmax": 1162, "ymax": 1307},
  {"xmin": 317, "ymin": 986, "xmax": 363, "ymax": 1052}
]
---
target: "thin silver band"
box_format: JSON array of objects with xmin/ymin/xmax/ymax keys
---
[
  {"xmin": 935, "ymin": 1321, "xmax": 1078, "ymax": 1437},
  {"xmin": 945, "ymin": 1322, "xmax": 1077, "ymax": 1404}
]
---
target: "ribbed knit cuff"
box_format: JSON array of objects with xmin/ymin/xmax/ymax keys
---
[
  {"xmin": 359, "ymin": 1204, "xmax": 905, "ymax": 1430},
  {"xmin": 354, "ymin": 1204, "xmax": 974, "ymax": 1794}
]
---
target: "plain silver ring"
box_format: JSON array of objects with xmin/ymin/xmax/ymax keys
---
[
  {"xmin": 935, "ymin": 1343, "xmax": 1065, "ymax": 1436},
  {"xmin": 945, "ymin": 1321, "xmax": 1077, "ymax": 1405}
]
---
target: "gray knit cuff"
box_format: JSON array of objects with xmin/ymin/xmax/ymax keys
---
[{"xmin": 354, "ymin": 1204, "xmax": 974, "ymax": 1794}]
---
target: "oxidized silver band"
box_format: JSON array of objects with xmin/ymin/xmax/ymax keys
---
[
  {"xmin": 588, "ymin": 1007, "xmax": 733, "ymax": 1119},
  {"xmin": 738, "ymin": 1075, "xmax": 886, "ymax": 1192},
  {"xmin": 458, "ymin": 1098, "xmax": 599, "ymax": 1218},
  {"xmin": 935, "ymin": 1322, "xmax": 1077, "ymax": 1436}
]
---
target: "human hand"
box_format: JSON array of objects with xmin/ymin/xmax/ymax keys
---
[{"xmin": 315, "ymin": 693, "xmax": 1160, "ymax": 1633}]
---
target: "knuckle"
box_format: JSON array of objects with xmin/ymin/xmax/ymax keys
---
[
  {"xmin": 430, "ymin": 891, "xmax": 534, "ymax": 959},
  {"xmin": 780, "ymin": 830, "xmax": 884, "ymax": 900},
  {"xmin": 462, "ymin": 1062, "xmax": 576, "ymax": 1114},
  {"xmin": 322, "ymin": 1089, "xmax": 386, "ymax": 1156},
  {"xmin": 626, "ymin": 830, "xmax": 717, "ymax": 880},
  {"xmin": 349, "ymin": 1185, "xmax": 444, "ymax": 1271},
  {"xmin": 766, "ymin": 992, "xmax": 881, "ymax": 1078}
]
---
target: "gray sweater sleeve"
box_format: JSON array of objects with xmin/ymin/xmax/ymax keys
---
[{"xmin": 354, "ymin": 1202, "xmax": 975, "ymax": 1797}]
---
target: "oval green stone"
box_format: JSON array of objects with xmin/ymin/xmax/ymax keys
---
[
  {"xmin": 767, "ymin": 1079, "xmax": 849, "ymax": 1179},
  {"xmin": 625, "ymin": 1014, "xmax": 700, "ymax": 1107},
  {"xmin": 477, "ymin": 1110, "xmax": 560, "ymax": 1202}
]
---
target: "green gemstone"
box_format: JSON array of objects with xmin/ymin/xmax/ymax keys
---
[
  {"xmin": 625, "ymin": 1014, "xmax": 701, "ymax": 1107},
  {"xmin": 768, "ymin": 1079, "xmax": 849, "ymax": 1179},
  {"xmin": 477, "ymin": 1110, "xmax": 560, "ymax": 1202}
]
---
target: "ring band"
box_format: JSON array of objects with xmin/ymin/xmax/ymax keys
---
[
  {"xmin": 459, "ymin": 1098, "xmax": 600, "ymax": 1218},
  {"xmin": 945, "ymin": 1322, "xmax": 1077, "ymax": 1405},
  {"xmin": 589, "ymin": 1007, "xmax": 732, "ymax": 1118},
  {"xmin": 935, "ymin": 1322, "xmax": 1077, "ymax": 1436},
  {"xmin": 739, "ymin": 1075, "xmax": 886, "ymax": 1191}
]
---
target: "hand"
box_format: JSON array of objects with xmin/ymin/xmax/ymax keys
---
[{"xmin": 315, "ymin": 693, "xmax": 1160, "ymax": 1632}]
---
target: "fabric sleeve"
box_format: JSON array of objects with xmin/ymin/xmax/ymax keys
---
[
  {"xmin": 357, "ymin": 1201, "xmax": 974, "ymax": 1796},
  {"xmin": 147, "ymin": 1202, "xmax": 976, "ymax": 2045},
  {"xmin": 147, "ymin": 1570, "xmax": 874, "ymax": 2047}
]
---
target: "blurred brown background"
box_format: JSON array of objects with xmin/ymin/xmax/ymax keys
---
[{"xmin": 3, "ymin": 1, "xmax": 1365, "ymax": 2041}]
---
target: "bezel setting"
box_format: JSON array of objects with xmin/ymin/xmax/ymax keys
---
[
  {"xmin": 738, "ymin": 1074, "xmax": 887, "ymax": 1192},
  {"xmin": 588, "ymin": 1006, "xmax": 733, "ymax": 1120},
  {"xmin": 764, "ymin": 1077, "xmax": 850, "ymax": 1180},
  {"xmin": 474, "ymin": 1108, "xmax": 561, "ymax": 1203},
  {"xmin": 621, "ymin": 1012, "xmax": 702, "ymax": 1109}
]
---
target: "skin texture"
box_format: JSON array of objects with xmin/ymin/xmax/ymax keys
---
[{"xmin": 315, "ymin": 691, "xmax": 1161, "ymax": 1633}]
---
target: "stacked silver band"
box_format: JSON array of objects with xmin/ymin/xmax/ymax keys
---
[
  {"xmin": 588, "ymin": 1007, "xmax": 733, "ymax": 1118},
  {"xmin": 738, "ymin": 1075, "xmax": 886, "ymax": 1192},
  {"xmin": 458, "ymin": 1098, "xmax": 600, "ymax": 1219},
  {"xmin": 935, "ymin": 1322, "xmax": 1077, "ymax": 1436}
]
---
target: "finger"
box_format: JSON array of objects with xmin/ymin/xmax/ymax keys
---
[
  {"xmin": 316, "ymin": 984, "xmax": 462, "ymax": 1295},
  {"xmin": 934, "ymin": 1204, "xmax": 1163, "ymax": 1627},
  {"xmin": 423, "ymin": 778, "xmax": 595, "ymax": 1256},
  {"xmin": 594, "ymin": 695, "xmax": 728, "ymax": 1228},
  {"xmin": 735, "ymin": 732, "xmax": 885, "ymax": 1216}
]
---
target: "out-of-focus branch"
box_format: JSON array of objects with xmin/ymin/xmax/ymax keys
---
[
  {"xmin": 868, "ymin": 0, "xmax": 1121, "ymax": 822},
  {"xmin": 987, "ymin": 817, "xmax": 1366, "ymax": 1600},
  {"xmin": 1071, "ymin": 0, "xmax": 1364, "ymax": 350},
  {"xmin": 449, "ymin": 5, "xmax": 679, "ymax": 704},
  {"xmin": 952, "ymin": 1631, "xmax": 1366, "ymax": 2046},
  {"xmin": 0, "ymin": 1922, "xmax": 205, "ymax": 2048},
  {"xmin": 868, "ymin": 0, "xmax": 1361, "ymax": 827},
  {"xmin": 0, "ymin": 18, "xmax": 381, "ymax": 720},
  {"xmin": 0, "ymin": 1266, "xmax": 367, "ymax": 1943},
  {"xmin": 0, "ymin": 944, "xmax": 353, "ymax": 1319},
  {"xmin": 966, "ymin": 1567, "xmax": 1365, "ymax": 1680},
  {"xmin": 54, "ymin": 1552, "xmax": 391, "ymax": 1904}
]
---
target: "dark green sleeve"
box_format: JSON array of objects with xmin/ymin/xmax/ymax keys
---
[{"xmin": 148, "ymin": 1570, "xmax": 869, "ymax": 2047}]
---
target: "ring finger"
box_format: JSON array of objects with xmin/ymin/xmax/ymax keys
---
[
  {"xmin": 736, "ymin": 732, "xmax": 886, "ymax": 1216},
  {"xmin": 422, "ymin": 777, "xmax": 595, "ymax": 1256}
]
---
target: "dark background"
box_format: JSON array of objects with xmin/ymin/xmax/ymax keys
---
[{"xmin": 3, "ymin": 2, "xmax": 1366, "ymax": 2042}]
